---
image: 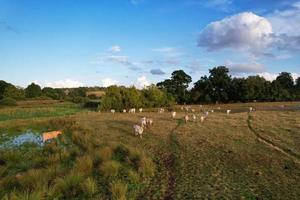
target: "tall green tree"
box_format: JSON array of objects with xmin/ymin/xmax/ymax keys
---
[
  {"xmin": 208, "ymin": 66, "xmax": 231, "ymax": 103},
  {"xmin": 3, "ymin": 86, "xmax": 25, "ymax": 100},
  {"xmin": 25, "ymin": 83, "xmax": 42, "ymax": 98},
  {"xmin": 157, "ymin": 70, "xmax": 192, "ymax": 103},
  {"xmin": 0, "ymin": 80, "xmax": 14, "ymax": 99}
]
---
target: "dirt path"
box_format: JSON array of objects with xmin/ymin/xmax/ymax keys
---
[
  {"xmin": 163, "ymin": 120, "xmax": 182, "ymax": 200},
  {"xmin": 247, "ymin": 114, "xmax": 300, "ymax": 165}
]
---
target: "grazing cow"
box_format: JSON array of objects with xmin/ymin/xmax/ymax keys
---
[
  {"xmin": 146, "ymin": 118, "xmax": 153, "ymax": 126},
  {"xmin": 172, "ymin": 111, "xmax": 176, "ymax": 119},
  {"xmin": 111, "ymin": 109, "xmax": 115, "ymax": 114},
  {"xmin": 140, "ymin": 117, "xmax": 147, "ymax": 128},
  {"xmin": 200, "ymin": 116, "xmax": 205, "ymax": 122},
  {"xmin": 159, "ymin": 108, "xmax": 165, "ymax": 114},
  {"xmin": 191, "ymin": 109, "xmax": 195, "ymax": 113},
  {"xmin": 211, "ymin": 110, "xmax": 214, "ymax": 113},
  {"xmin": 129, "ymin": 108, "xmax": 136, "ymax": 114},
  {"xmin": 249, "ymin": 107, "xmax": 253, "ymax": 112},
  {"xmin": 184, "ymin": 115, "xmax": 189, "ymax": 123},
  {"xmin": 133, "ymin": 125, "xmax": 144, "ymax": 138},
  {"xmin": 181, "ymin": 106, "xmax": 184, "ymax": 111},
  {"xmin": 227, "ymin": 110, "xmax": 231, "ymax": 115},
  {"xmin": 205, "ymin": 111, "xmax": 209, "ymax": 116},
  {"xmin": 199, "ymin": 105, "xmax": 203, "ymax": 108},
  {"xmin": 123, "ymin": 109, "xmax": 127, "ymax": 113},
  {"xmin": 139, "ymin": 108, "xmax": 143, "ymax": 113},
  {"xmin": 192, "ymin": 114, "xmax": 197, "ymax": 121}
]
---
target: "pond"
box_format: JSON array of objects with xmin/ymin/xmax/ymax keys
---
[{"xmin": 0, "ymin": 131, "xmax": 44, "ymax": 149}]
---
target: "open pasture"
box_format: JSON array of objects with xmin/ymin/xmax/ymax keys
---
[{"xmin": 0, "ymin": 101, "xmax": 300, "ymax": 199}]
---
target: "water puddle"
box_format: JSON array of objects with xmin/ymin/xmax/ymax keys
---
[{"xmin": 0, "ymin": 130, "xmax": 62, "ymax": 149}]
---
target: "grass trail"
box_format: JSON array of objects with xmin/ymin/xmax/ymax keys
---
[{"xmin": 247, "ymin": 113, "xmax": 300, "ymax": 164}]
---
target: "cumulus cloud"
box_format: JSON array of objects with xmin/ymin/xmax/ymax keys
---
[
  {"xmin": 136, "ymin": 76, "xmax": 150, "ymax": 88},
  {"xmin": 101, "ymin": 78, "xmax": 119, "ymax": 87},
  {"xmin": 257, "ymin": 72, "xmax": 278, "ymax": 81},
  {"xmin": 227, "ymin": 61, "xmax": 264, "ymax": 73},
  {"xmin": 45, "ymin": 79, "xmax": 84, "ymax": 88},
  {"xmin": 198, "ymin": 9, "xmax": 300, "ymax": 56},
  {"xmin": 150, "ymin": 69, "xmax": 165, "ymax": 75},
  {"xmin": 198, "ymin": 12, "xmax": 273, "ymax": 52},
  {"xmin": 267, "ymin": 2, "xmax": 300, "ymax": 36},
  {"xmin": 257, "ymin": 72, "xmax": 299, "ymax": 82},
  {"xmin": 109, "ymin": 45, "xmax": 121, "ymax": 52}
]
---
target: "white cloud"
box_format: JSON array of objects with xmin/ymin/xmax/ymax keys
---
[
  {"xmin": 109, "ymin": 45, "xmax": 121, "ymax": 53},
  {"xmin": 136, "ymin": 76, "xmax": 150, "ymax": 89},
  {"xmin": 198, "ymin": 12, "xmax": 273, "ymax": 52},
  {"xmin": 227, "ymin": 61, "xmax": 264, "ymax": 73},
  {"xmin": 257, "ymin": 72, "xmax": 299, "ymax": 82},
  {"xmin": 101, "ymin": 78, "xmax": 119, "ymax": 87},
  {"xmin": 267, "ymin": 2, "xmax": 300, "ymax": 36},
  {"xmin": 45, "ymin": 79, "xmax": 84, "ymax": 88}
]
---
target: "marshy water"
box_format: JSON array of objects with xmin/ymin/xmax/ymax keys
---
[{"xmin": 0, "ymin": 131, "xmax": 44, "ymax": 149}]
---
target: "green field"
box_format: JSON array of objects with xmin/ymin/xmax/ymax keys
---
[{"xmin": 0, "ymin": 101, "xmax": 300, "ymax": 199}]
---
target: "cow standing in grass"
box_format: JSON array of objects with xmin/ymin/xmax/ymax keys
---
[
  {"xmin": 184, "ymin": 115, "xmax": 189, "ymax": 123},
  {"xmin": 172, "ymin": 111, "xmax": 176, "ymax": 119},
  {"xmin": 227, "ymin": 110, "xmax": 231, "ymax": 115},
  {"xmin": 133, "ymin": 125, "xmax": 144, "ymax": 139},
  {"xmin": 111, "ymin": 109, "xmax": 115, "ymax": 114}
]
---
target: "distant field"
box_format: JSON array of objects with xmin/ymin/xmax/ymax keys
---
[{"xmin": 0, "ymin": 101, "xmax": 300, "ymax": 199}]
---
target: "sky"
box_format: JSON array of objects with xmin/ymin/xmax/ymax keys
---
[{"xmin": 0, "ymin": 0, "xmax": 300, "ymax": 88}]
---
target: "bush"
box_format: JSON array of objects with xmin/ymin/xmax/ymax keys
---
[
  {"xmin": 95, "ymin": 146, "xmax": 113, "ymax": 164},
  {"xmin": 73, "ymin": 155, "xmax": 94, "ymax": 176},
  {"xmin": 51, "ymin": 174, "xmax": 84, "ymax": 199},
  {"xmin": 81, "ymin": 177, "xmax": 97, "ymax": 198},
  {"xmin": 99, "ymin": 160, "xmax": 121, "ymax": 178},
  {"xmin": 0, "ymin": 97, "xmax": 17, "ymax": 106},
  {"xmin": 114, "ymin": 144, "xmax": 130, "ymax": 162},
  {"xmin": 111, "ymin": 180, "xmax": 127, "ymax": 200}
]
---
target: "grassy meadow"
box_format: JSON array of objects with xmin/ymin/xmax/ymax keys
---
[{"xmin": 0, "ymin": 101, "xmax": 300, "ymax": 199}]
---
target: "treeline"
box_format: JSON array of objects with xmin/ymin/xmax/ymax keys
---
[
  {"xmin": 158, "ymin": 67, "xmax": 300, "ymax": 104},
  {"xmin": 99, "ymin": 85, "xmax": 174, "ymax": 111},
  {"xmin": 1, "ymin": 66, "xmax": 299, "ymax": 107},
  {"xmin": 0, "ymin": 80, "xmax": 174, "ymax": 109}
]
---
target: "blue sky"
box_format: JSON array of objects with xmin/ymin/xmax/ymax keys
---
[{"xmin": 0, "ymin": 0, "xmax": 299, "ymax": 88}]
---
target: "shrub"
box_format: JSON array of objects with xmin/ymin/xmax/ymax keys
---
[
  {"xmin": 81, "ymin": 177, "xmax": 97, "ymax": 198},
  {"xmin": 99, "ymin": 160, "xmax": 121, "ymax": 178},
  {"xmin": 0, "ymin": 97, "xmax": 17, "ymax": 106},
  {"xmin": 111, "ymin": 180, "xmax": 127, "ymax": 200},
  {"xmin": 138, "ymin": 157, "xmax": 155, "ymax": 178},
  {"xmin": 114, "ymin": 144, "xmax": 130, "ymax": 162},
  {"xmin": 51, "ymin": 174, "xmax": 84, "ymax": 199},
  {"xmin": 127, "ymin": 170, "xmax": 140, "ymax": 184},
  {"xmin": 73, "ymin": 155, "xmax": 94, "ymax": 176},
  {"xmin": 95, "ymin": 146, "xmax": 113, "ymax": 164}
]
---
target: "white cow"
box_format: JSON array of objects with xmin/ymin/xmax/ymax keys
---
[
  {"xmin": 146, "ymin": 118, "xmax": 153, "ymax": 126},
  {"xmin": 191, "ymin": 109, "xmax": 195, "ymax": 113},
  {"xmin": 159, "ymin": 108, "xmax": 165, "ymax": 114},
  {"xmin": 133, "ymin": 125, "xmax": 144, "ymax": 138},
  {"xmin": 140, "ymin": 117, "xmax": 147, "ymax": 128},
  {"xmin": 192, "ymin": 114, "xmax": 197, "ymax": 121},
  {"xmin": 200, "ymin": 116, "xmax": 205, "ymax": 122},
  {"xmin": 184, "ymin": 115, "xmax": 189, "ymax": 123},
  {"xmin": 139, "ymin": 108, "xmax": 143, "ymax": 113},
  {"xmin": 123, "ymin": 109, "xmax": 127, "ymax": 113},
  {"xmin": 249, "ymin": 107, "xmax": 253, "ymax": 112},
  {"xmin": 129, "ymin": 108, "xmax": 136, "ymax": 114},
  {"xmin": 227, "ymin": 110, "xmax": 231, "ymax": 115},
  {"xmin": 205, "ymin": 111, "xmax": 209, "ymax": 116},
  {"xmin": 211, "ymin": 110, "xmax": 214, "ymax": 113},
  {"xmin": 171, "ymin": 111, "xmax": 176, "ymax": 119},
  {"xmin": 111, "ymin": 109, "xmax": 115, "ymax": 114}
]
